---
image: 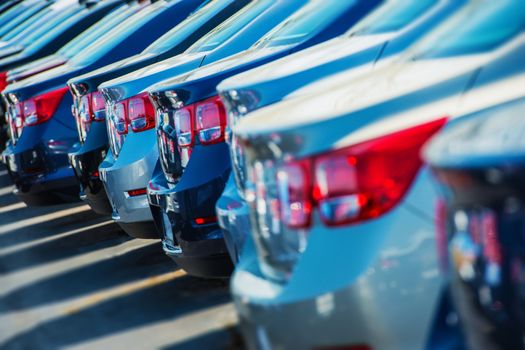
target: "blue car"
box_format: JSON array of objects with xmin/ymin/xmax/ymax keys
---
[
  {"xmin": 66, "ymin": 0, "xmax": 245, "ymax": 217},
  {"xmin": 1, "ymin": 0, "xmax": 196, "ymax": 206},
  {"xmin": 144, "ymin": 0, "xmax": 381, "ymax": 277},
  {"xmin": 97, "ymin": 0, "xmax": 308, "ymax": 270},
  {"xmin": 0, "ymin": 0, "xmax": 124, "ymax": 69},
  {"xmin": 228, "ymin": 1, "xmax": 525, "ymax": 348},
  {"xmin": 424, "ymin": 97, "xmax": 525, "ymax": 350},
  {"xmin": 216, "ymin": 0, "xmax": 466, "ymax": 263}
]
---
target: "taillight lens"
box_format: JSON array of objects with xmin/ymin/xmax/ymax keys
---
[
  {"xmin": 195, "ymin": 96, "xmax": 226, "ymax": 144},
  {"xmin": 276, "ymin": 160, "xmax": 312, "ymax": 228},
  {"xmin": 274, "ymin": 118, "xmax": 447, "ymax": 228},
  {"xmin": 128, "ymin": 92, "xmax": 155, "ymax": 132},
  {"xmin": 91, "ymin": 91, "xmax": 106, "ymax": 121},
  {"xmin": 0, "ymin": 71, "xmax": 7, "ymax": 92},
  {"xmin": 174, "ymin": 107, "xmax": 193, "ymax": 147},
  {"xmin": 114, "ymin": 101, "xmax": 128, "ymax": 135},
  {"xmin": 21, "ymin": 87, "xmax": 68, "ymax": 127}
]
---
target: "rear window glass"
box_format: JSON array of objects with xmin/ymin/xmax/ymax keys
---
[
  {"xmin": 253, "ymin": 0, "xmax": 347, "ymax": 49},
  {"xmin": 70, "ymin": 3, "xmax": 160, "ymax": 66},
  {"xmin": 185, "ymin": 0, "xmax": 271, "ymax": 53},
  {"xmin": 349, "ymin": 0, "xmax": 435, "ymax": 35},
  {"xmin": 415, "ymin": 0, "xmax": 525, "ymax": 59},
  {"xmin": 21, "ymin": 6, "xmax": 83, "ymax": 49},
  {"xmin": 0, "ymin": 1, "xmax": 46, "ymax": 37},
  {"xmin": 59, "ymin": 4, "xmax": 131, "ymax": 57},
  {"xmin": 1, "ymin": 7, "xmax": 50, "ymax": 41},
  {"xmin": 144, "ymin": 0, "xmax": 219, "ymax": 54}
]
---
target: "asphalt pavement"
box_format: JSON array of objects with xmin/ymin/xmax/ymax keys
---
[{"xmin": 0, "ymin": 165, "xmax": 242, "ymax": 350}]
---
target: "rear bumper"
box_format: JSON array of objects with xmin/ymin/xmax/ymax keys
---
[
  {"xmin": 148, "ymin": 144, "xmax": 233, "ymax": 278},
  {"xmin": 69, "ymin": 144, "xmax": 111, "ymax": 215},
  {"xmin": 231, "ymin": 169, "xmax": 446, "ymax": 349},
  {"xmin": 215, "ymin": 174, "xmax": 251, "ymax": 264},
  {"xmin": 2, "ymin": 141, "xmax": 79, "ymax": 206},
  {"xmin": 99, "ymin": 130, "xmax": 158, "ymax": 238}
]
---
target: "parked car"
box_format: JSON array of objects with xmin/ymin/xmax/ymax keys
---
[
  {"xmin": 215, "ymin": 0, "xmax": 466, "ymax": 263},
  {"xmin": 228, "ymin": 1, "xmax": 525, "ymax": 349},
  {"xmin": 0, "ymin": 0, "xmax": 122, "ymax": 66},
  {"xmin": 1, "ymin": 0, "xmax": 195, "ymax": 207},
  {"xmin": 0, "ymin": 0, "xmax": 143, "ymax": 153},
  {"xmin": 424, "ymin": 97, "xmax": 525, "ymax": 350},
  {"xmin": 96, "ymin": 0, "xmax": 306, "ymax": 243},
  {"xmin": 66, "ymin": 0, "xmax": 246, "ymax": 217},
  {"xmin": 144, "ymin": 0, "xmax": 381, "ymax": 277}
]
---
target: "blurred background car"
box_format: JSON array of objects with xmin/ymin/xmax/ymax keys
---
[
  {"xmin": 97, "ymin": 0, "xmax": 305, "ymax": 242},
  {"xmin": 216, "ymin": 0, "xmax": 466, "ymax": 264},
  {"xmin": 228, "ymin": 1, "xmax": 525, "ymax": 349},
  {"xmin": 66, "ymin": 0, "xmax": 246, "ymax": 216},
  {"xmin": 0, "ymin": 0, "xmax": 125, "ymax": 152},
  {"xmin": 0, "ymin": 0, "xmax": 195, "ymax": 206},
  {"xmin": 424, "ymin": 97, "xmax": 525, "ymax": 350},
  {"xmin": 144, "ymin": 0, "xmax": 381, "ymax": 277}
]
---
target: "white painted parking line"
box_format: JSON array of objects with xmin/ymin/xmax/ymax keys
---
[
  {"xmin": 0, "ymin": 186, "xmax": 13, "ymax": 197},
  {"xmin": 0, "ymin": 205, "xmax": 91, "ymax": 235},
  {"xmin": 0, "ymin": 202, "xmax": 25, "ymax": 215},
  {"xmin": 0, "ymin": 219, "xmax": 114, "ymax": 256}
]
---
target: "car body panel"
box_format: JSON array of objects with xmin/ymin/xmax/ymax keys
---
[
  {"xmin": 97, "ymin": 0, "xmax": 306, "ymax": 241},
  {"xmin": 424, "ymin": 97, "xmax": 525, "ymax": 350},
  {"xmin": 229, "ymin": 1, "xmax": 525, "ymax": 347}
]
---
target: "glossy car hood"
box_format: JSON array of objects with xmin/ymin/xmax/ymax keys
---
[
  {"xmin": 147, "ymin": 46, "xmax": 287, "ymax": 104},
  {"xmin": 98, "ymin": 51, "xmax": 205, "ymax": 103},
  {"xmin": 425, "ymin": 97, "xmax": 525, "ymax": 168},
  {"xmin": 3, "ymin": 62, "xmax": 84, "ymax": 100},
  {"xmin": 7, "ymin": 54, "xmax": 67, "ymax": 83},
  {"xmin": 219, "ymin": 33, "xmax": 393, "ymax": 91},
  {"xmin": 67, "ymin": 51, "xmax": 160, "ymax": 94}
]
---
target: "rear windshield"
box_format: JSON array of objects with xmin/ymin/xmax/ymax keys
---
[
  {"xmin": 69, "ymin": 3, "xmax": 161, "ymax": 66},
  {"xmin": 58, "ymin": 4, "xmax": 132, "ymax": 57},
  {"xmin": 185, "ymin": 0, "xmax": 271, "ymax": 53},
  {"xmin": 9, "ymin": 5, "xmax": 80, "ymax": 49},
  {"xmin": 0, "ymin": 1, "xmax": 47, "ymax": 37},
  {"xmin": 349, "ymin": 0, "xmax": 435, "ymax": 36},
  {"xmin": 415, "ymin": 0, "xmax": 525, "ymax": 59},
  {"xmin": 1, "ymin": 7, "xmax": 51, "ymax": 41},
  {"xmin": 253, "ymin": 0, "xmax": 347, "ymax": 49},
  {"xmin": 144, "ymin": 0, "xmax": 219, "ymax": 54}
]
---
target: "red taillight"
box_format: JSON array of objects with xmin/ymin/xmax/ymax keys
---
[
  {"xmin": 169, "ymin": 95, "xmax": 227, "ymax": 149},
  {"xmin": 195, "ymin": 96, "xmax": 227, "ymax": 145},
  {"xmin": 114, "ymin": 101, "xmax": 128, "ymax": 135},
  {"xmin": 21, "ymin": 87, "xmax": 68, "ymax": 127},
  {"xmin": 91, "ymin": 91, "xmax": 106, "ymax": 121},
  {"xmin": 194, "ymin": 216, "xmax": 217, "ymax": 225},
  {"xmin": 0, "ymin": 71, "xmax": 7, "ymax": 92},
  {"xmin": 435, "ymin": 199, "xmax": 449, "ymax": 273},
  {"xmin": 128, "ymin": 92, "xmax": 155, "ymax": 132},
  {"xmin": 174, "ymin": 107, "xmax": 194, "ymax": 147},
  {"xmin": 276, "ymin": 160, "xmax": 312, "ymax": 228},
  {"xmin": 276, "ymin": 118, "xmax": 447, "ymax": 228},
  {"xmin": 109, "ymin": 93, "xmax": 155, "ymax": 136},
  {"xmin": 127, "ymin": 188, "xmax": 147, "ymax": 197}
]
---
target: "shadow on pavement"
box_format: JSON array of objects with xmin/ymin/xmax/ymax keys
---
[
  {"xmin": 162, "ymin": 326, "xmax": 245, "ymax": 350},
  {"xmin": 0, "ymin": 242, "xmax": 171, "ymax": 313},
  {"xmin": 0, "ymin": 221, "xmax": 129, "ymax": 274},
  {"xmin": 1, "ymin": 275, "xmax": 231, "ymax": 349},
  {"xmin": 0, "ymin": 208, "xmax": 102, "ymax": 249}
]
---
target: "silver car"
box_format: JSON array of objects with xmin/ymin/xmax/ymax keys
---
[{"xmin": 228, "ymin": 2, "xmax": 525, "ymax": 349}]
